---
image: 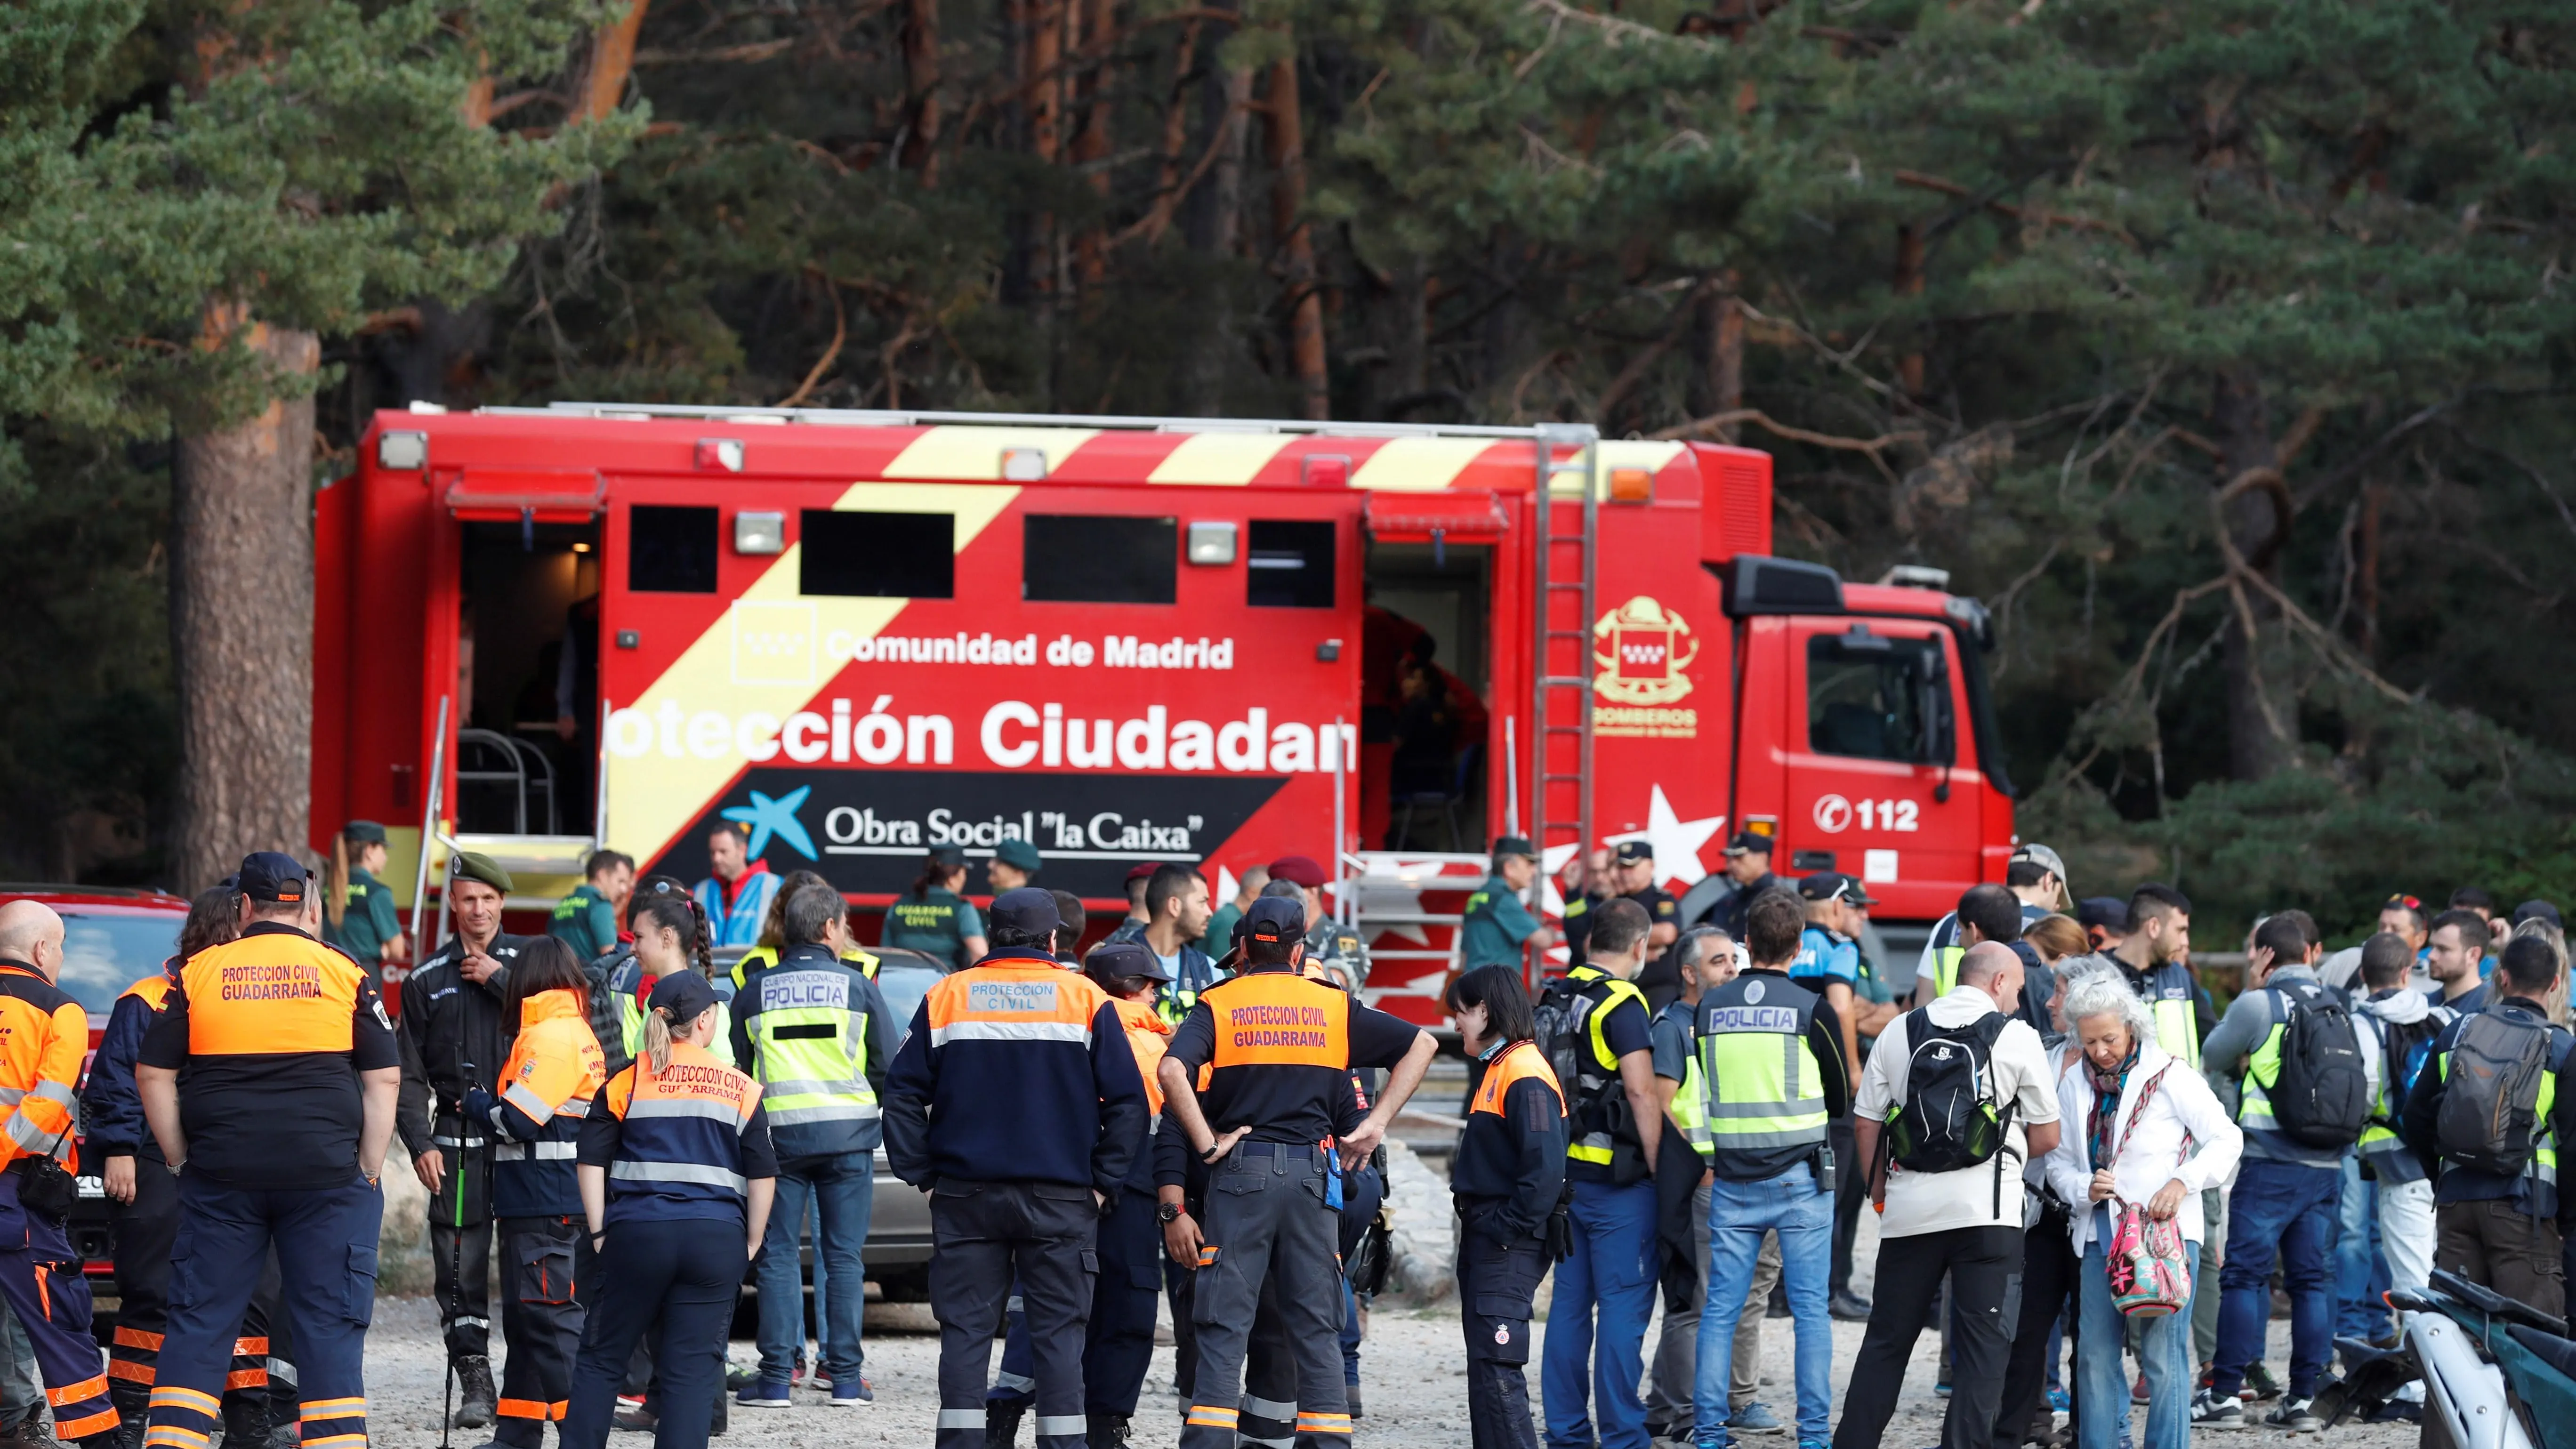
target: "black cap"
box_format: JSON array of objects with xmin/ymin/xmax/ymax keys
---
[
  {"xmin": 1243, "ymin": 896, "xmax": 1305, "ymax": 944},
  {"xmin": 2515, "ymin": 899, "xmax": 2565, "ymax": 931},
  {"xmin": 928, "ymin": 845, "xmax": 966, "ymax": 868},
  {"xmin": 344, "ymin": 820, "xmax": 388, "ymax": 846},
  {"xmin": 1798, "ymin": 871, "xmax": 1858, "ymax": 903},
  {"xmin": 1491, "ymin": 835, "xmax": 1538, "ymax": 861},
  {"xmin": 237, "ymin": 851, "xmax": 311, "ymax": 904},
  {"xmin": 647, "ymin": 971, "xmax": 721, "ymax": 1025},
  {"xmin": 2077, "ymin": 896, "xmax": 2128, "ymax": 933},
  {"xmin": 1723, "ymin": 831, "xmax": 1773, "ymax": 857},
  {"xmin": 1613, "ymin": 840, "xmax": 1653, "ymax": 864},
  {"xmin": 989, "ymin": 887, "xmax": 1063, "ymax": 938},
  {"xmin": 1087, "ymin": 939, "xmax": 1170, "ymax": 983}
]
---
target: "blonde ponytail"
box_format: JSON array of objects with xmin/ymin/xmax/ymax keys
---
[
  {"xmin": 323, "ymin": 832, "xmax": 350, "ymax": 931},
  {"xmin": 644, "ymin": 1008, "xmax": 677, "ymax": 1076}
]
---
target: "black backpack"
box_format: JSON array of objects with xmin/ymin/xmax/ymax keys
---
[
  {"xmin": 2374, "ymin": 1012, "xmax": 2447, "ymax": 1123},
  {"xmin": 1534, "ymin": 975, "xmax": 1592, "ymax": 1094},
  {"xmin": 2267, "ymin": 982, "xmax": 2372, "ymax": 1148},
  {"xmin": 1886, "ymin": 1008, "xmax": 2013, "ymax": 1174},
  {"xmin": 2435, "ymin": 1009, "xmax": 2558, "ymax": 1175}
]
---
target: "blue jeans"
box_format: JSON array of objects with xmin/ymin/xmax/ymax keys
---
[
  {"xmin": 1543, "ymin": 1178, "xmax": 1658, "ymax": 1449},
  {"xmin": 2078, "ymin": 1241, "xmax": 2198, "ymax": 1449},
  {"xmin": 2212, "ymin": 1158, "xmax": 2340, "ymax": 1399},
  {"xmin": 1691, "ymin": 1170, "xmax": 1833, "ymax": 1448},
  {"xmin": 755, "ymin": 1151, "xmax": 875, "ymax": 1384},
  {"xmin": 2333, "ymin": 1159, "xmax": 2390, "ymax": 1340}
]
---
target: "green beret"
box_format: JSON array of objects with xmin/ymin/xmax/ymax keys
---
[
  {"xmin": 450, "ymin": 850, "xmax": 514, "ymax": 894},
  {"xmin": 994, "ymin": 838, "xmax": 1042, "ymax": 872},
  {"xmin": 344, "ymin": 820, "xmax": 388, "ymax": 846}
]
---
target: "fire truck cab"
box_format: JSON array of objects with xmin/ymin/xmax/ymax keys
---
[{"xmin": 319, "ymin": 404, "xmax": 2016, "ymax": 1021}]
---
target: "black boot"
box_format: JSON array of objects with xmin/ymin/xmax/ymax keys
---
[
  {"xmin": 453, "ymin": 1355, "xmax": 499, "ymax": 1429},
  {"xmin": 985, "ymin": 1399, "xmax": 1025, "ymax": 1448},
  {"xmin": 1084, "ymin": 1412, "xmax": 1130, "ymax": 1448},
  {"xmin": 219, "ymin": 1392, "xmax": 268, "ymax": 1449},
  {"xmin": 106, "ymin": 1380, "xmax": 148, "ymax": 1449}
]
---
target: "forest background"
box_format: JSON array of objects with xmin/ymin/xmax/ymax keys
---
[{"xmin": 4, "ymin": 0, "xmax": 2572, "ymax": 940}]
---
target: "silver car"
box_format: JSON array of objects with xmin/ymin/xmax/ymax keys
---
[{"xmin": 714, "ymin": 944, "xmax": 949, "ymax": 1304}]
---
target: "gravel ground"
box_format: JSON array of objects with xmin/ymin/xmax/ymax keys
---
[{"xmin": 356, "ymin": 1207, "xmax": 2423, "ymax": 1449}]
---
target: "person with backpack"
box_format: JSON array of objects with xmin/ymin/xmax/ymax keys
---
[
  {"xmin": 1534, "ymin": 897, "xmax": 1666, "ymax": 1449},
  {"xmin": 1833, "ymin": 942, "xmax": 2061, "ymax": 1449},
  {"xmin": 2399, "ymin": 933, "xmax": 2576, "ymax": 1316},
  {"xmin": 2043, "ymin": 974, "xmax": 2244, "ymax": 1449},
  {"xmin": 2196, "ymin": 914, "xmax": 2372, "ymax": 1429},
  {"xmin": 1687, "ymin": 892, "xmax": 1850, "ymax": 1449},
  {"xmin": 2350, "ymin": 931, "xmax": 2446, "ymax": 1411}
]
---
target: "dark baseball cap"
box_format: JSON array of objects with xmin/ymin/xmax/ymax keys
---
[
  {"xmin": 1086, "ymin": 939, "xmax": 1170, "ymax": 984},
  {"xmin": 994, "ymin": 838, "xmax": 1042, "ymax": 872},
  {"xmin": 237, "ymin": 851, "xmax": 312, "ymax": 904},
  {"xmin": 1613, "ymin": 840, "xmax": 1654, "ymax": 864},
  {"xmin": 1243, "ymin": 896, "xmax": 1306, "ymax": 944},
  {"xmin": 928, "ymin": 845, "xmax": 966, "ymax": 868},
  {"xmin": 2077, "ymin": 896, "xmax": 2129, "ymax": 933},
  {"xmin": 1267, "ymin": 855, "xmax": 1328, "ymax": 889},
  {"xmin": 647, "ymin": 970, "xmax": 721, "ymax": 1025},
  {"xmin": 343, "ymin": 820, "xmax": 388, "ymax": 846},
  {"xmin": 1798, "ymin": 871, "xmax": 1853, "ymax": 903},
  {"xmin": 988, "ymin": 887, "xmax": 1063, "ymax": 937},
  {"xmin": 1723, "ymin": 831, "xmax": 1773, "ymax": 857},
  {"xmin": 2515, "ymin": 899, "xmax": 2565, "ymax": 931},
  {"xmin": 1492, "ymin": 835, "xmax": 1538, "ymax": 861}
]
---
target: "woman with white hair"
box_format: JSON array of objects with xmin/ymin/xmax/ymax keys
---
[{"xmin": 2044, "ymin": 976, "xmax": 2243, "ymax": 1449}]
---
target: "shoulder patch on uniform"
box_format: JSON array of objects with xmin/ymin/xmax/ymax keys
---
[{"xmin": 373, "ymin": 998, "xmax": 394, "ymax": 1031}]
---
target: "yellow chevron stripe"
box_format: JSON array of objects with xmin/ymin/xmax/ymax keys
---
[
  {"xmin": 1146, "ymin": 431, "xmax": 1294, "ymax": 485},
  {"xmin": 603, "ymin": 482, "xmax": 1019, "ymax": 869},
  {"xmin": 882, "ymin": 426, "xmax": 1101, "ymax": 480},
  {"xmin": 1349, "ymin": 437, "xmax": 1492, "ymax": 492}
]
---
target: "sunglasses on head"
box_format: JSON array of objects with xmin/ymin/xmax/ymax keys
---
[{"xmin": 2386, "ymin": 894, "xmax": 2423, "ymax": 911}]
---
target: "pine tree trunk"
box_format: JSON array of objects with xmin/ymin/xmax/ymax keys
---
[
  {"xmin": 1263, "ymin": 58, "xmax": 1328, "ymax": 420},
  {"xmin": 2213, "ymin": 369, "xmax": 2294, "ymax": 782},
  {"xmin": 902, "ymin": 0, "xmax": 942, "ymax": 183},
  {"xmin": 170, "ymin": 317, "xmax": 321, "ymax": 893}
]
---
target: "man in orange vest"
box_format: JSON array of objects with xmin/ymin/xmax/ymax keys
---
[
  {"xmin": 1159, "ymin": 896, "xmax": 1437, "ymax": 1449},
  {"xmin": 883, "ymin": 889, "xmax": 1149, "ymax": 1449},
  {"xmin": 0, "ymin": 900, "xmax": 120, "ymax": 1448}
]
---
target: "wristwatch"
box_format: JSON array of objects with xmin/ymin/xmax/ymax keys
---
[{"xmin": 1156, "ymin": 1201, "xmax": 1184, "ymax": 1224}]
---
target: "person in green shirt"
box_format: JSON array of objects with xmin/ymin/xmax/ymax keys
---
[
  {"xmin": 1460, "ymin": 835, "xmax": 1554, "ymax": 971},
  {"xmin": 1198, "ymin": 863, "xmax": 1268, "ymax": 959},
  {"xmin": 548, "ymin": 848, "xmax": 634, "ymax": 959},
  {"xmin": 324, "ymin": 819, "xmax": 408, "ymax": 981},
  {"xmin": 880, "ymin": 846, "xmax": 988, "ymax": 969}
]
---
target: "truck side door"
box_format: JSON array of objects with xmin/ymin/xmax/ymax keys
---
[{"xmin": 1780, "ymin": 618, "xmax": 1981, "ymax": 917}]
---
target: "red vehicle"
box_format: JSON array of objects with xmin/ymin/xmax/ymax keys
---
[
  {"xmin": 0, "ymin": 884, "xmax": 192, "ymax": 1280},
  {"xmin": 314, "ymin": 405, "xmax": 2017, "ymax": 1021}
]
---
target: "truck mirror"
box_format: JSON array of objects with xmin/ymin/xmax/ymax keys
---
[{"xmin": 1718, "ymin": 555, "xmax": 1843, "ymax": 617}]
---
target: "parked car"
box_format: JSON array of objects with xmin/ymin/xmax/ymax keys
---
[
  {"xmin": 711, "ymin": 943, "xmax": 950, "ymax": 1304},
  {"xmin": 0, "ymin": 884, "xmax": 193, "ymax": 1291}
]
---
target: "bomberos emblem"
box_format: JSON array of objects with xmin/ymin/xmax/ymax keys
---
[{"xmin": 1593, "ymin": 596, "xmax": 1699, "ymax": 706}]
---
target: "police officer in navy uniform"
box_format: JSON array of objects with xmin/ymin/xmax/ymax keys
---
[
  {"xmin": 1707, "ymin": 834, "xmax": 1780, "ymax": 945},
  {"xmin": 881, "ymin": 847, "xmax": 989, "ymax": 970},
  {"xmin": 1159, "ymin": 897, "xmax": 1438, "ymax": 1449},
  {"xmin": 883, "ymin": 889, "xmax": 1148, "ymax": 1449},
  {"xmin": 1566, "ymin": 842, "xmax": 1680, "ymax": 1000},
  {"xmin": 396, "ymin": 851, "xmax": 533, "ymax": 1428},
  {"xmin": 135, "ymin": 852, "xmax": 402, "ymax": 1449}
]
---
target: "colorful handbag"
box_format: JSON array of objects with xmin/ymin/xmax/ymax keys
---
[{"xmin": 2102, "ymin": 1066, "xmax": 2194, "ymax": 1319}]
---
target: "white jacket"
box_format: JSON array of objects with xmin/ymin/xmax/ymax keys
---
[{"xmin": 2045, "ymin": 1040, "xmax": 2245, "ymax": 1252}]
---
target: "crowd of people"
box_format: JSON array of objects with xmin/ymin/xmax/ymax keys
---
[
  {"xmin": 1453, "ymin": 829, "xmax": 2576, "ymax": 1449},
  {"xmin": 0, "ymin": 816, "xmax": 2562, "ymax": 1449}
]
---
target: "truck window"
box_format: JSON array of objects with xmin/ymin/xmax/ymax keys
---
[
  {"xmin": 1807, "ymin": 631, "xmax": 1950, "ymax": 764},
  {"xmin": 1247, "ymin": 520, "xmax": 1336, "ymax": 608},
  {"xmin": 628, "ymin": 505, "xmax": 718, "ymax": 593},
  {"xmin": 801, "ymin": 510, "xmax": 954, "ymax": 597},
  {"xmin": 1023, "ymin": 515, "xmax": 1177, "ymax": 604}
]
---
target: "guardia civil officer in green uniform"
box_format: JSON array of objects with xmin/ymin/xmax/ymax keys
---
[
  {"xmin": 984, "ymin": 837, "xmax": 1042, "ymax": 894},
  {"xmin": 550, "ymin": 849, "xmax": 634, "ymax": 961},
  {"xmin": 1462, "ymin": 836, "xmax": 1555, "ymax": 971},
  {"xmin": 731, "ymin": 880, "xmax": 894, "ymax": 1406},
  {"xmin": 881, "ymin": 846, "xmax": 988, "ymax": 970},
  {"xmin": 324, "ymin": 820, "xmax": 408, "ymax": 980}
]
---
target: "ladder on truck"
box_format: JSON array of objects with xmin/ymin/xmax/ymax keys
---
[{"xmin": 1529, "ymin": 424, "xmax": 1598, "ymax": 987}]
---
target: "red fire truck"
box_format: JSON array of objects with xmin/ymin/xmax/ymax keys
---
[{"xmin": 316, "ymin": 403, "xmax": 2018, "ymax": 1022}]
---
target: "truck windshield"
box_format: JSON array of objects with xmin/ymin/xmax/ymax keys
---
[
  {"xmin": 56, "ymin": 910, "xmax": 181, "ymax": 1016},
  {"xmin": 1807, "ymin": 633, "xmax": 1949, "ymax": 764}
]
